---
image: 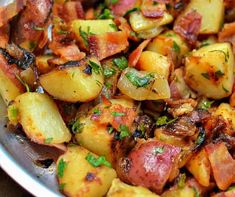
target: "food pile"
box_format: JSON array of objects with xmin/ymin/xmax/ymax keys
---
[{"xmin": 0, "ymin": 0, "xmax": 235, "ymax": 196}]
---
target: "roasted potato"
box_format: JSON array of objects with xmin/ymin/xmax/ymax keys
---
[
  {"xmin": 8, "ymin": 92, "xmax": 71, "ymax": 145},
  {"xmin": 75, "ymin": 98, "xmax": 136, "ymax": 163},
  {"xmin": 161, "ymin": 184, "xmax": 196, "ymax": 197},
  {"xmin": 214, "ymin": 103, "xmax": 235, "ymax": 129},
  {"xmin": 117, "ymin": 68, "xmax": 170, "ymax": 101},
  {"xmin": 182, "ymin": 0, "xmax": 224, "ymax": 34},
  {"xmin": 107, "ymin": 178, "xmax": 159, "ymax": 197},
  {"xmin": 185, "ymin": 43, "xmax": 234, "ymax": 99},
  {"xmin": 40, "ymin": 57, "xmax": 104, "ymax": 102},
  {"xmin": 147, "ymin": 30, "xmax": 190, "ymax": 66},
  {"xmin": 137, "ymin": 51, "xmax": 171, "ymax": 79},
  {"xmin": 186, "ymin": 149, "xmax": 211, "ymax": 187},
  {"xmin": 57, "ymin": 146, "xmax": 117, "ymax": 197}
]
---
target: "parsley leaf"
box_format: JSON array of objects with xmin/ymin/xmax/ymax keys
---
[
  {"xmin": 8, "ymin": 105, "xmax": 18, "ymax": 120},
  {"xmin": 172, "ymin": 41, "xmax": 180, "ymax": 53},
  {"xmin": 88, "ymin": 60, "xmax": 101, "ymax": 75},
  {"xmin": 71, "ymin": 119, "xmax": 84, "ymax": 134},
  {"xmin": 59, "ymin": 183, "xmax": 66, "ymax": 190},
  {"xmin": 215, "ymin": 70, "xmax": 224, "ymax": 78},
  {"xmin": 104, "ymin": 67, "xmax": 116, "ymax": 78},
  {"xmin": 125, "ymin": 69, "xmax": 154, "ymax": 88},
  {"xmin": 153, "ymin": 147, "xmax": 164, "ymax": 155},
  {"xmin": 198, "ymin": 100, "xmax": 214, "ymax": 110},
  {"xmin": 33, "ymin": 26, "xmax": 45, "ymax": 31},
  {"xmin": 113, "ymin": 57, "xmax": 128, "ymax": 70},
  {"xmin": 85, "ymin": 153, "xmax": 112, "ymax": 168},
  {"xmin": 118, "ymin": 124, "xmax": 130, "ymax": 139},
  {"xmin": 109, "ymin": 23, "xmax": 118, "ymax": 31},
  {"xmin": 111, "ymin": 112, "xmax": 125, "ymax": 117},
  {"xmin": 97, "ymin": 9, "xmax": 114, "ymax": 19},
  {"xmin": 156, "ymin": 116, "xmax": 177, "ymax": 126},
  {"xmin": 201, "ymin": 72, "xmax": 210, "ymax": 80},
  {"xmin": 222, "ymin": 85, "xmax": 229, "ymax": 93},
  {"xmin": 79, "ymin": 27, "xmax": 89, "ymax": 47},
  {"xmin": 44, "ymin": 137, "xmax": 53, "ymax": 144},
  {"xmin": 123, "ymin": 7, "xmax": 140, "ymax": 17},
  {"xmin": 93, "ymin": 108, "xmax": 101, "ymax": 115},
  {"xmin": 57, "ymin": 159, "xmax": 67, "ymax": 178}
]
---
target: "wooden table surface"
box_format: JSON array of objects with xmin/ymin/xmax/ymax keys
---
[{"xmin": 0, "ymin": 168, "xmax": 33, "ymax": 197}]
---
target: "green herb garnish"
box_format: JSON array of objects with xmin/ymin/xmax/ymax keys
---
[
  {"xmin": 215, "ymin": 70, "xmax": 224, "ymax": 78},
  {"xmin": 93, "ymin": 108, "xmax": 101, "ymax": 115},
  {"xmin": 109, "ymin": 23, "xmax": 118, "ymax": 31},
  {"xmin": 209, "ymin": 50, "xmax": 229, "ymax": 63},
  {"xmin": 201, "ymin": 72, "xmax": 210, "ymax": 80},
  {"xmin": 97, "ymin": 9, "xmax": 114, "ymax": 19},
  {"xmin": 59, "ymin": 183, "xmax": 66, "ymax": 190},
  {"xmin": 44, "ymin": 137, "xmax": 53, "ymax": 144},
  {"xmin": 156, "ymin": 116, "xmax": 177, "ymax": 126},
  {"xmin": 71, "ymin": 119, "xmax": 84, "ymax": 134},
  {"xmin": 33, "ymin": 26, "xmax": 45, "ymax": 31},
  {"xmin": 123, "ymin": 7, "xmax": 140, "ymax": 17},
  {"xmin": 104, "ymin": 67, "xmax": 116, "ymax": 78},
  {"xmin": 113, "ymin": 57, "xmax": 128, "ymax": 70},
  {"xmin": 125, "ymin": 70, "xmax": 154, "ymax": 88},
  {"xmin": 79, "ymin": 27, "xmax": 89, "ymax": 47},
  {"xmin": 172, "ymin": 41, "xmax": 180, "ymax": 53},
  {"xmin": 57, "ymin": 159, "xmax": 67, "ymax": 178},
  {"xmin": 198, "ymin": 100, "xmax": 214, "ymax": 110},
  {"xmin": 85, "ymin": 153, "xmax": 112, "ymax": 168},
  {"xmin": 222, "ymin": 85, "xmax": 229, "ymax": 93},
  {"xmin": 111, "ymin": 112, "xmax": 125, "ymax": 117},
  {"xmin": 153, "ymin": 147, "xmax": 164, "ymax": 155},
  {"xmin": 118, "ymin": 124, "xmax": 130, "ymax": 139},
  {"xmin": 89, "ymin": 60, "xmax": 101, "ymax": 74},
  {"xmin": 177, "ymin": 173, "xmax": 186, "ymax": 188}
]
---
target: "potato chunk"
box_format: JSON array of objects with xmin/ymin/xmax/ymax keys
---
[
  {"xmin": 182, "ymin": 0, "xmax": 224, "ymax": 34},
  {"xmin": 57, "ymin": 146, "xmax": 117, "ymax": 197},
  {"xmin": 137, "ymin": 51, "xmax": 171, "ymax": 79},
  {"xmin": 185, "ymin": 43, "xmax": 234, "ymax": 99},
  {"xmin": 107, "ymin": 178, "xmax": 159, "ymax": 197},
  {"xmin": 40, "ymin": 57, "xmax": 104, "ymax": 102},
  {"xmin": 8, "ymin": 92, "xmax": 71, "ymax": 145}
]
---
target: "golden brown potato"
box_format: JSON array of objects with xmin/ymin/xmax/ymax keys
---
[
  {"xmin": 8, "ymin": 92, "xmax": 71, "ymax": 145},
  {"xmin": 137, "ymin": 51, "xmax": 171, "ymax": 79},
  {"xmin": 186, "ymin": 149, "xmax": 211, "ymax": 187},
  {"xmin": 107, "ymin": 178, "xmax": 159, "ymax": 197},
  {"xmin": 147, "ymin": 30, "xmax": 189, "ymax": 66},
  {"xmin": 185, "ymin": 43, "xmax": 234, "ymax": 99},
  {"xmin": 181, "ymin": 0, "xmax": 224, "ymax": 34},
  {"xmin": 57, "ymin": 146, "xmax": 117, "ymax": 197},
  {"xmin": 161, "ymin": 185, "xmax": 196, "ymax": 197},
  {"xmin": 75, "ymin": 98, "xmax": 136, "ymax": 163},
  {"xmin": 40, "ymin": 57, "xmax": 104, "ymax": 102},
  {"xmin": 117, "ymin": 68, "xmax": 170, "ymax": 101},
  {"xmin": 214, "ymin": 103, "xmax": 235, "ymax": 129}
]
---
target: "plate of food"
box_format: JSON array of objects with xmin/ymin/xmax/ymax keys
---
[{"xmin": 0, "ymin": 0, "xmax": 235, "ymax": 196}]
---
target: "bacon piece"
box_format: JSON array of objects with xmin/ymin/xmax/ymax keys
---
[
  {"xmin": 128, "ymin": 39, "xmax": 151, "ymax": 67},
  {"xmin": 111, "ymin": 0, "xmax": 136, "ymax": 17},
  {"xmin": 91, "ymin": 103, "xmax": 137, "ymax": 131},
  {"xmin": 205, "ymin": 142, "xmax": 235, "ymax": 190},
  {"xmin": 54, "ymin": 1, "xmax": 85, "ymax": 23},
  {"xmin": 0, "ymin": 24, "xmax": 9, "ymax": 48},
  {"xmin": 0, "ymin": 52, "xmax": 24, "ymax": 91},
  {"xmin": 0, "ymin": 0, "xmax": 26, "ymax": 27},
  {"xmin": 212, "ymin": 189, "xmax": 235, "ymax": 197},
  {"xmin": 89, "ymin": 31, "xmax": 129, "ymax": 61},
  {"xmin": 118, "ymin": 140, "xmax": 181, "ymax": 194},
  {"xmin": 174, "ymin": 10, "xmax": 202, "ymax": 45},
  {"xmin": 219, "ymin": 22, "xmax": 235, "ymax": 54},
  {"xmin": 141, "ymin": 0, "xmax": 166, "ymax": 18},
  {"xmin": 11, "ymin": 0, "xmax": 52, "ymax": 46}
]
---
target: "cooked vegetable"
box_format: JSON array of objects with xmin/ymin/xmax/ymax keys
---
[
  {"xmin": 117, "ymin": 67, "xmax": 170, "ymax": 101},
  {"xmin": 181, "ymin": 0, "xmax": 224, "ymax": 34},
  {"xmin": 137, "ymin": 51, "xmax": 171, "ymax": 79},
  {"xmin": 185, "ymin": 43, "xmax": 234, "ymax": 99},
  {"xmin": 57, "ymin": 146, "xmax": 117, "ymax": 197},
  {"xmin": 40, "ymin": 57, "xmax": 104, "ymax": 102},
  {"xmin": 8, "ymin": 92, "xmax": 71, "ymax": 145},
  {"xmin": 107, "ymin": 178, "xmax": 159, "ymax": 197}
]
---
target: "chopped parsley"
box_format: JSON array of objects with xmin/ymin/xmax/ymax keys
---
[
  {"xmin": 222, "ymin": 85, "xmax": 229, "ymax": 93},
  {"xmin": 88, "ymin": 60, "xmax": 101, "ymax": 74},
  {"xmin": 201, "ymin": 72, "xmax": 210, "ymax": 80},
  {"xmin": 118, "ymin": 124, "xmax": 130, "ymax": 139},
  {"xmin": 79, "ymin": 27, "xmax": 89, "ymax": 47},
  {"xmin": 57, "ymin": 159, "xmax": 67, "ymax": 178},
  {"xmin": 198, "ymin": 100, "xmax": 214, "ymax": 110},
  {"xmin": 8, "ymin": 105, "xmax": 18, "ymax": 120},
  {"xmin": 108, "ymin": 126, "xmax": 114, "ymax": 134},
  {"xmin": 109, "ymin": 23, "xmax": 118, "ymax": 31},
  {"xmin": 57, "ymin": 29, "xmax": 69, "ymax": 35},
  {"xmin": 156, "ymin": 116, "xmax": 177, "ymax": 126},
  {"xmin": 93, "ymin": 108, "xmax": 101, "ymax": 115},
  {"xmin": 33, "ymin": 26, "xmax": 45, "ymax": 31},
  {"xmin": 125, "ymin": 70, "xmax": 154, "ymax": 88},
  {"xmin": 172, "ymin": 41, "xmax": 180, "ymax": 53},
  {"xmin": 71, "ymin": 119, "xmax": 84, "ymax": 134},
  {"xmin": 123, "ymin": 7, "xmax": 140, "ymax": 17},
  {"xmin": 113, "ymin": 57, "xmax": 128, "ymax": 70},
  {"xmin": 97, "ymin": 9, "xmax": 114, "ymax": 19},
  {"xmin": 104, "ymin": 67, "xmax": 116, "ymax": 78},
  {"xmin": 177, "ymin": 173, "xmax": 186, "ymax": 188},
  {"xmin": 111, "ymin": 112, "xmax": 125, "ymax": 117},
  {"xmin": 215, "ymin": 70, "xmax": 224, "ymax": 78},
  {"xmin": 44, "ymin": 137, "xmax": 53, "ymax": 144},
  {"xmin": 193, "ymin": 187, "xmax": 200, "ymax": 197},
  {"xmin": 153, "ymin": 147, "xmax": 164, "ymax": 155},
  {"xmin": 111, "ymin": 0, "xmax": 118, "ymax": 4},
  {"xmin": 85, "ymin": 153, "xmax": 112, "ymax": 168}
]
